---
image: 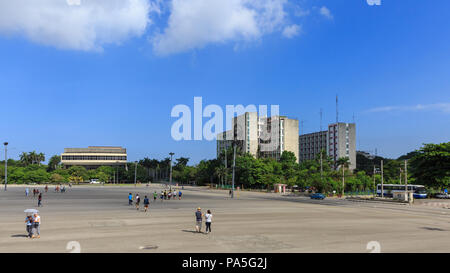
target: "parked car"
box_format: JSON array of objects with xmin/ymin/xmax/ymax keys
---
[
  {"xmin": 310, "ymin": 193, "xmax": 326, "ymax": 200},
  {"xmin": 89, "ymin": 179, "xmax": 100, "ymax": 184},
  {"xmin": 434, "ymin": 193, "xmax": 450, "ymax": 199}
]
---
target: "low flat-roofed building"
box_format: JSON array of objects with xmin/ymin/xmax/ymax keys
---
[{"xmin": 61, "ymin": 146, "xmax": 127, "ymax": 169}]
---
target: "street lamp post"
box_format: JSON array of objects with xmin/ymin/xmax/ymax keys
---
[
  {"xmin": 3, "ymin": 142, "xmax": 8, "ymax": 191},
  {"xmin": 373, "ymin": 165, "xmax": 376, "ymax": 198},
  {"xmin": 169, "ymin": 152, "xmax": 175, "ymax": 188},
  {"xmin": 381, "ymin": 160, "xmax": 384, "ymax": 198},
  {"xmin": 231, "ymin": 142, "xmax": 236, "ymax": 199}
]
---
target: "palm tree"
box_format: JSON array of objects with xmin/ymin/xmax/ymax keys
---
[
  {"xmin": 20, "ymin": 152, "xmax": 31, "ymax": 166},
  {"xmin": 139, "ymin": 157, "xmax": 152, "ymax": 176},
  {"xmin": 215, "ymin": 165, "xmax": 227, "ymax": 188},
  {"xmin": 37, "ymin": 153, "xmax": 45, "ymax": 166},
  {"xmin": 28, "ymin": 151, "xmax": 38, "ymax": 165},
  {"xmin": 337, "ymin": 157, "xmax": 350, "ymax": 197}
]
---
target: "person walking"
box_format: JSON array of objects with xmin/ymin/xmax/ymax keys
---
[
  {"xmin": 153, "ymin": 191, "xmax": 157, "ymax": 202},
  {"xmin": 205, "ymin": 210, "xmax": 213, "ymax": 234},
  {"xmin": 195, "ymin": 208, "xmax": 203, "ymax": 233},
  {"xmin": 32, "ymin": 213, "xmax": 41, "ymax": 239},
  {"xmin": 128, "ymin": 193, "xmax": 133, "ymax": 205},
  {"xmin": 135, "ymin": 194, "xmax": 140, "ymax": 210},
  {"xmin": 178, "ymin": 190, "xmax": 182, "ymax": 200},
  {"xmin": 45, "ymin": 185, "xmax": 48, "ymax": 193},
  {"xmin": 173, "ymin": 190, "xmax": 177, "ymax": 200},
  {"xmin": 160, "ymin": 191, "xmax": 164, "ymax": 202},
  {"xmin": 37, "ymin": 193, "xmax": 43, "ymax": 207},
  {"xmin": 143, "ymin": 196, "xmax": 150, "ymax": 212},
  {"xmin": 33, "ymin": 189, "xmax": 36, "ymax": 198},
  {"xmin": 25, "ymin": 215, "xmax": 33, "ymax": 238},
  {"xmin": 25, "ymin": 188, "xmax": 29, "ymax": 197},
  {"xmin": 164, "ymin": 190, "xmax": 167, "ymax": 200}
]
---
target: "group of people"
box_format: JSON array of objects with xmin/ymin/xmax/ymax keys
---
[
  {"xmin": 128, "ymin": 189, "xmax": 183, "ymax": 210},
  {"xmin": 159, "ymin": 189, "xmax": 182, "ymax": 201},
  {"xmin": 25, "ymin": 188, "xmax": 44, "ymax": 207},
  {"xmin": 54, "ymin": 184, "xmax": 68, "ymax": 193},
  {"xmin": 25, "ymin": 213, "xmax": 41, "ymax": 239},
  {"xmin": 128, "ymin": 193, "xmax": 151, "ymax": 212},
  {"xmin": 195, "ymin": 208, "xmax": 213, "ymax": 234}
]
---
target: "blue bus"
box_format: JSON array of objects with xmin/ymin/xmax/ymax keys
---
[{"xmin": 377, "ymin": 184, "xmax": 427, "ymax": 199}]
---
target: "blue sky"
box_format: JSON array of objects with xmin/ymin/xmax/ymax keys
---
[{"xmin": 0, "ymin": 0, "xmax": 449, "ymax": 164}]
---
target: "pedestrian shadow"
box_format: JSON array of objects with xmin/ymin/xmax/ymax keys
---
[
  {"xmin": 181, "ymin": 230, "xmax": 201, "ymax": 234},
  {"xmin": 11, "ymin": 234, "xmax": 28, "ymax": 238}
]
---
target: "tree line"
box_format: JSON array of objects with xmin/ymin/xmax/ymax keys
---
[{"xmin": 1, "ymin": 142, "xmax": 448, "ymax": 194}]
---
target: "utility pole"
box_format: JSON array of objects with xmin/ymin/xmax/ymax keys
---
[
  {"xmin": 320, "ymin": 109, "xmax": 323, "ymax": 181},
  {"xmin": 134, "ymin": 161, "xmax": 138, "ymax": 187},
  {"xmin": 169, "ymin": 152, "xmax": 175, "ymax": 188},
  {"xmin": 231, "ymin": 142, "xmax": 236, "ymax": 199},
  {"xmin": 404, "ymin": 160, "xmax": 408, "ymax": 199},
  {"xmin": 224, "ymin": 148, "xmax": 227, "ymax": 188},
  {"xmin": 4, "ymin": 142, "xmax": 8, "ymax": 191},
  {"xmin": 381, "ymin": 160, "xmax": 384, "ymax": 198},
  {"xmin": 342, "ymin": 164, "xmax": 345, "ymax": 197},
  {"xmin": 373, "ymin": 165, "xmax": 376, "ymax": 198}
]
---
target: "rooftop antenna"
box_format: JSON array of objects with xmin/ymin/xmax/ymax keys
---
[
  {"xmin": 320, "ymin": 108, "xmax": 323, "ymax": 132},
  {"xmin": 336, "ymin": 94, "xmax": 339, "ymax": 125}
]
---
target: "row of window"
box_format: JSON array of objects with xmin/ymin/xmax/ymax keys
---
[{"xmin": 62, "ymin": 156, "xmax": 127, "ymax": 161}]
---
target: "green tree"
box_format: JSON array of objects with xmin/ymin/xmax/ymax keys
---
[
  {"xmin": 50, "ymin": 173, "xmax": 65, "ymax": 183},
  {"xmin": 410, "ymin": 142, "xmax": 450, "ymax": 189},
  {"xmin": 68, "ymin": 166, "xmax": 88, "ymax": 182},
  {"xmin": 47, "ymin": 155, "xmax": 61, "ymax": 172}
]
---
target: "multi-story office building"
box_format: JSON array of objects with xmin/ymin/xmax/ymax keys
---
[
  {"xmin": 217, "ymin": 130, "xmax": 233, "ymax": 157},
  {"xmin": 299, "ymin": 123, "xmax": 356, "ymax": 170},
  {"xmin": 299, "ymin": 130, "xmax": 328, "ymax": 162},
  {"xmin": 61, "ymin": 146, "xmax": 127, "ymax": 169},
  {"xmin": 328, "ymin": 122, "xmax": 356, "ymax": 170},
  {"xmin": 217, "ymin": 112, "xmax": 299, "ymax": 163}
]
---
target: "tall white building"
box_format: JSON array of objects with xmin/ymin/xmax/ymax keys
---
[
  {"xmin": 299, "ymin": 122, "xmax": 356, "ymax": 170},
  {"xmin": 328, "ymin": 123, "xmax": 356, "ymax": 170},
  {"xmin": 217, "ymin": 112, "xmax": 299, "ymax": 163}
]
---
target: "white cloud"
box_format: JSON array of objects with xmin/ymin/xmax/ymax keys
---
[
  {"xmin": 319, "ymin": 6, "xmax": 333, "ymax": 19},
  {"xmin": 294, "ymin": 7, "xmax": 310, "ymax": 17},
  {"xmin": 151, "ymin": 0, "xmax": 289, "ymax": 56},
  {"xmin": 366, "ymin": 103, "xmax": 450, "ymax": 114},
  {"xmin": 0, "ymin": 0, "xmax": 154, "ymax": 51},
  {"xmin": 282, "ymin": 24, "xmax": 301, "ymax": 39}
]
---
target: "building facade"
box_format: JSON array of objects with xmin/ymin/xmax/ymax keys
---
[
  {"xmin": 299, "ymin": 123, "xmax": 356, "ymax": 171},
  {"xmin": 328, "ymin": 123, "xmax": 356, "ymax": 170},
  {"xmin": 299, "ymin": 130, "xmax": 328, "ymax": 162},
  {"xmin": 217, "ymin": 112, "xmax": 299, "ymax": 163},
  {"xmin": 61, "ymin": 146, "xmax": 127, "ymax": 169}
]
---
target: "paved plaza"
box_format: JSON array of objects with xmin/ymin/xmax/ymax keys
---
[{"xmin": 0, "ymin": 185, "xmax": 449, "ymax": 253}]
